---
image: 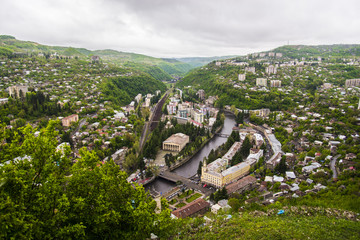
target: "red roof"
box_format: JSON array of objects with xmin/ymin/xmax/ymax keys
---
[{"xmin": 172, "ymin": 198, "xmax": 209, "ymax": 218}]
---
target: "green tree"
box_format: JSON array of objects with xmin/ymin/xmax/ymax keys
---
[
  {"xmin": 197, "ymin": 161, "xmax": 203, "ymax": 176},
  {"xmin": 0, "ymin": 122, "xmax": 172, "ymax": 239},
  {"xmin": 228, "ymin": 198, "xmax": 241, "ymax": 212},
  {"xmin": 275, "ymin": 156, "xmax": 287, "ymax": 174},
  {"xmin": 240, "ymin": 136, "xmax": 251, "ymax": 158}
]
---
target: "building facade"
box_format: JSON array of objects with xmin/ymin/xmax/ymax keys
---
[
  {"xmin": 8, "ymin": 85, "xmax": 28, "ymax": 98},
  {"xmin": 270, "ymin": 80, "xmax": 281, "ymax": 88},
  {"xmin": 238, "ymin": 74, "xmax": 246, "ymax": 81},
  {"xmin": 201, "ymin": 142, "xmax": 251, "ymax": 188},
  {"xmin": 265, "ymin": 65, "xmax": 277, "ymax": 75},
  {"xmin": 193, "ymin": 109, "xmax": 204, "ymax": 123},
  {"xmin": 249, "ymin": 108, "xmax": 270, "ymax": 118},
  {"xmin": 167, "ymin": 102, "xmax": 177, "ymax": 115},
  {"xmin": 162, "ymin": 133, "xmax": 189, "ymax": 152},
  {"xmin": 256, "ymin": 78, "xmax": 267, "ymax": 87},
  {"xmin": 245, "ymin": 67, "xmax": 256, "ymax": 74},
  {"xmin": 345, "ymin": 79, "xmax": 360, "ymax": 88},
  {"xmin": 196, "ymin": 89, "xmax": 205, "ymax": 100},
  {"xmin": 62, "ymin": 114, "xmax": 79, "ymax": 127}
]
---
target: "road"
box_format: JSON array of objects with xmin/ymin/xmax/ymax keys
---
[
  {"xmin": 159, "ymin": 171, "xmax": 214, "ymax": 196},
  {"xmin": 330, "ymin": 154, "xmax": 340, "ymax": 179}
]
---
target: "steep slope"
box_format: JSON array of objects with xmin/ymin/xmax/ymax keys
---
[{"xmin": 101, "ymin": 73, "xmax": 167, "ymax": 106}]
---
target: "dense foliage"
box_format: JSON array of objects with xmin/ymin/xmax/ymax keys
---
[
  {"xmin": 0, "ymin": 91, "xmax": 73, "ymax": 124},
  {"xmin": 101, "ymin": 74, "xmax": 167, "ymax": 106},
  {"xmin": 0, "ymin": 122, "xmax": 173, "ymax": 239}
]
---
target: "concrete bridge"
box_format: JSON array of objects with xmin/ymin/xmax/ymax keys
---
[
  {"xmin": 158, "ymin": 171, "xmax": 214, "ymax": 196},
  {"xmin": 215, "ymin": 133, "xmax": 230, "ymax": 138}
]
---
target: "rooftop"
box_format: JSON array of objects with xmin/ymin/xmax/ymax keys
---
[
  {"xmin": 225, "ymin": 175, "xmax": 257, "ymax": 194},
  {"xmin": 222, "ymin": 162, "xmax": 250, "ymax": 177},
  {"xmin": 223, "ymin": 142, "xmax": 242, "ymax": 161},
  {"xmin": 163, "ymin": 133, "xmax": 189, "ymax": 145},
  {"xmin": 172, "ymin": 198, "xmax": 210, "ymax": 218},
  {"xmin": 207, "ymin": 158, "xmax": 227, "ymax": 173}
]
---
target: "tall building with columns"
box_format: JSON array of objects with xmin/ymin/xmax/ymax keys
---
[{"xmin": 162, "ymin": 133, "xmax": 189, "ymax": 152}]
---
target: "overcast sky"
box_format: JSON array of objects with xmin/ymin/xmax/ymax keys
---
[{"xmin": 1, "ymin": 0, "xmax": 359, "ymax": 58}]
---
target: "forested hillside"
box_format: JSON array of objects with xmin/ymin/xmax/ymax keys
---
[
  {"xmin": 265, "ymin": 44, "xmax": 360, "ymax": 59},
  {"xmin": 101, "ymin": 74, "xmax": 167, "ymax": 106},
  {"xmin": 0, "ymin": 35, "xmax": 193, "ymax": 79}
]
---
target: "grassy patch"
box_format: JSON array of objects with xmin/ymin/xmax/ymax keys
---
[
  {"xmin": 178, "ymin": 189, "xmax": 194, "ymax": 199},
  {"xmin": 178, "ymin": 213, "xmax": 360, "ymax": 239},
  {"xmin": 175, "ymin": 202, "xmax": 186, "ymax": 208},
  {"xmin": 169, "ymin": 198, "xmax": 177, "ymax": 205},
  {"xmin": 186, "ymin": 193, "xmax": 202, "ymax": 203}
]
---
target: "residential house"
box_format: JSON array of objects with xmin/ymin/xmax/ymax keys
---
[
  {"xmin": 62, "ymin": 114, "xmax": 79, "ymax": 127},
  {"xmin": 172, "ymin": 198, "xmax": 210, "ymax": 218}
]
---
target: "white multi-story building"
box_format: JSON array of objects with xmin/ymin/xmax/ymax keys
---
[
  {"xmin": 193, "ymin": 109, "xmax": 204, "ymax": 123},
  {"xmin": 238, "ymin": 74, "xmax": 246, "ymax": 81},
  {"xmin": 345, "ymin": 79, "xmax": 360, "ymax": 88},
  {"xmin": 256, "ymin": 78, "xmax": 267, "ymax": 87},
  {"xmin": 8, "ymin": 85, "xmax": 28, "ymax": 98},
  {"xmin": 266, "ymin": 65, "xmax": 277, "ymax": 75},
  {"xmin": 167, "ymin": 102, "xmax": 177, "ymax": 115},
  {"xmin": 245, "ymin": 67, "xmax": 256, "ymax": 74},
  {"xmin": 135, "ymin": 94, "xmax": 142, "ymax": 103},
  {"xmin": 270, "ymin": 80, "xmax": 281, "ymax": 88}
]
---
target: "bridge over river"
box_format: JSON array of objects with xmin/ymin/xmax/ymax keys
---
[
  {"xmin": 158, "ymin": 171, "xmax": 213, "ymax": 196},
  {"xmin": 215, "ymin": 133, "xmax": 230, "ymax": 138},
  {"xmin": 145, "ymin": 112, "xmax": 237, "ymax": 196}
]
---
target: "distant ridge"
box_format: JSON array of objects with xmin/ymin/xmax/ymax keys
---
[
  {"xmin": 0, "ymin": 35, "xmax": 194, "ymax": 79},
  {"xmin": 261, "ymin": 44, "xmax": 360, "ymax": 58}
]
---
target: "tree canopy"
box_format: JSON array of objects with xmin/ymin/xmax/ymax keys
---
[{"xmin": 0, "ymin": 121, "xmax": 172, "ymax": 239}]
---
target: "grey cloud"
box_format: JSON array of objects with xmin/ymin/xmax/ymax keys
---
[{"xmin": 0, "ymin": 0, "xmax": 359, "ymax": 57}]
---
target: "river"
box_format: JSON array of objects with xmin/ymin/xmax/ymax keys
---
[{"xmin": 145, "ymin": 113, "xmax": 236, "ymax": 194}]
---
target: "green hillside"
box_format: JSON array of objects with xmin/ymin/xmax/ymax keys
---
[
  {"xmin": 101, "ymin": 73, "xmax": 167, "ymax": 106},
  {"xmin": 0, "ymin": 35, "xmax": 193, "ymax": 79},
  {"xmin": 265, "ymin": 44, "xmax": 360, "ymax": 59}
]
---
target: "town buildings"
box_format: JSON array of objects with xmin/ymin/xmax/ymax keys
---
[
  {"xmin": 266, "ymin": 132, "xmax": 283, "ymax": 169},
  {"xmin": 225, "ymin": 175, "xmax": 257, "ymax": 194},
  {"xmin": 270, "ymin": 80, "xmax": 281, "ymax": 88},
  {"xmin": 8, "ymin": 85, "xmax": 28, "ymax": 98},
  {"xmin": 245, "ymin": 67, "xmax": 256, "ymax": 74},
  {"xmin": 193, "ymin": 109, "xmax": 204, "ymax": 123},
  {"xmin": 167, "ymin": 102, "xmax": 177, "ymax": 115},
  {"xmin": 162, "ymin": 133, "xmax": 190, "ymax": 152},
  {"xmin": 0, "ymin": 98, "xmax": 8, "ymax": 104},
  {"xmin": 201, "ymin": 142, "xmax": 251, "ymax": 188},
  {"xmin": 249, "ymin": 108, "xmax": 270, "ymax": 118},
  {"xmin": 256, "ymin": 78, "xmax": 267, "ymax": 87},
  {"xmin": 238, "ymin": 74, "xmax": 246, "ymax": 81},
  {"xmin": 345, "ymin": 79, "xmax": 360, "ymax": 88},
  {"xmin": 135, "ymin": 94, "xmax": 142, "ymax": 103},
  {"xmin": 196, "ymin": 89, "xmax": 205, "ymax": 100},
  {"xmin": 265, "ymin": 65, "xmax": 277, "ymax": 75},
  {"xmin": 62, "ymin": 114, "xmax": 79, "ymax": 127}
]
